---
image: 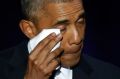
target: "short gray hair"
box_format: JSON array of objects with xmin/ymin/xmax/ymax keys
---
[{"xmin": 21, "ymin": 0, "xmax": 73, "ymax": 22}]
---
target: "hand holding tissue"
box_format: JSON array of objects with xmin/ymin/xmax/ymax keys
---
[{"xmin": 28, "ymin": 29, "xmax": 60, "ymax": 53}]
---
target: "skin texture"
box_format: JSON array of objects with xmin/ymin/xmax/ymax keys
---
[
  {"xmin": 19, "ymin": 0, "xmax": 85, "ymax": 79},
  {"xmin": 36, "ymin": 0, "xmax": 85, "ymax": 67}
]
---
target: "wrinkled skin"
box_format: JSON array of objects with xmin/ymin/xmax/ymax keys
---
[{"xmin": 19, "ymin": 0, "xmax": 85, "ymax": 79}]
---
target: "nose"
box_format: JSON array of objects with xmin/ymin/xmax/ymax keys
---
[{"xmin": 68, "ymin": 25, "xmax": 81, "ymax": 45}]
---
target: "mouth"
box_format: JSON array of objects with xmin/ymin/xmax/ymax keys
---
[{"xmin": 63, "ymin": 43, "xmax": 83, "ymax": 55}]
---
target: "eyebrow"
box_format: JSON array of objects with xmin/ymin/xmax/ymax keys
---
[
  {"xmin": 53, "ymin": 10, "xmax": 85, "ymax": 27},
  {"xmin": 54, "ymin": 19, "xmax": 69, "ymax": 26}
]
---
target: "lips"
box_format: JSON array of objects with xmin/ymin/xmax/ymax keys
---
[{"xmin": 63, "ymin": 43, "xmax": 83, "ymax": 55}]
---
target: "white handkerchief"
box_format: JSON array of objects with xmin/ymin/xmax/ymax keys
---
[{"xmin": 28, "ymin": 29, "xmax": 60, "ymax": 53}]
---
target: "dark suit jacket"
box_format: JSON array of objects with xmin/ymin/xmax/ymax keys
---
[{"xmin": 0, "ymin": 41, "xmax": 120, "ymax": 79}]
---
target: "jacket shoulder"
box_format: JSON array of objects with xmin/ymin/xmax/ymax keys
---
[
  {"xmin": 84, "ymin": 54, "xmax": 120, "ymax": 79},
  {"xmin": 0, "ymin": 41, "xmax": 28, "ymax": 79}
]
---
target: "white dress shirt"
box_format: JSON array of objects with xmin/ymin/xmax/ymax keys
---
[{"xmin": 54, "ymin": 67, "xmax": 72, "ymax": 79}]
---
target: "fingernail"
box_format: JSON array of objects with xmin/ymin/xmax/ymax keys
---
[
  {"xmin": 51, "ymin": 32, "xmax": 56, "ymax": 37},
  {"xmin": 56, "ymin": 34, "xmax": 62, "ymax": 41}
]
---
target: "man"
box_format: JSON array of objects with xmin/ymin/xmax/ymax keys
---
[{"xmin": 0, "ymin": 0, "xmax": 120, "ymax": 79}]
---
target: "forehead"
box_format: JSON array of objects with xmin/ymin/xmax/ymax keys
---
[{"xmin": 43, "ymin": 0, "xmax": 84, "ymax": 18}]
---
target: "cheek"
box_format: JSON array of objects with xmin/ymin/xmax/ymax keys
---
[
  {"xmin": 60, "ymin": 33, "xmax": 70, "ymax": 52},
  {"xmin": 60, "ymin": 27, "xmax": 73, "ymax": 49}
]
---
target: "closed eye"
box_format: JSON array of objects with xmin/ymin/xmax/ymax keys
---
[
  {"xmin": 76, "ymin": 13, "xmax": 85, "ymax": 24},
  {"xmin": 77, "ymin": 17, "xmax": 84, "ymax": 23}
]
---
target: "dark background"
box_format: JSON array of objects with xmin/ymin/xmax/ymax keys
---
[{"xmin": 0, "ymin": 0, "xmax": 120, "ymax": 67}]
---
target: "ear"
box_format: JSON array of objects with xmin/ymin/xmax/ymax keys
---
[{"xmin": 19, "ymin": 20, "xmax": 37, "ymax": 39}]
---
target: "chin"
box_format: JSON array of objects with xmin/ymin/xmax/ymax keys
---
[{"xmin": 60, "ymin": 51, "xmax": 81, "ymax": 68}]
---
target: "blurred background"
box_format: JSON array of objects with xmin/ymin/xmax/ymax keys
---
[{"xmin": 0, "ymin": 0, "xmax": 120, "ymax": 67}]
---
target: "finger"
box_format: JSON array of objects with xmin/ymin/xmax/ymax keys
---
[
  {"xmin": 43, "ymin": 48, "xmax": 63, "ymax": 65},
  {"xmin": 29, "ymin": 33, "xmax": 56, "ymax": 60},
  {"xmin": 36, "ymin": 34, "xmax": 62, "ymax": 65},
  {"xmin": 43, "ymin": 58, "xmax": 60, "ymax": 75}
]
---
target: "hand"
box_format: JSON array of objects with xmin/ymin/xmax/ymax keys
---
[{"xmin": 24, "ymin": 33, "xmax": 63, "ymax": 79}]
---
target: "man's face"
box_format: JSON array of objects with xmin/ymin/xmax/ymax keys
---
[{"xmin": 33, "ymin": 0, "xmax": 85, "ymax": 67}]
